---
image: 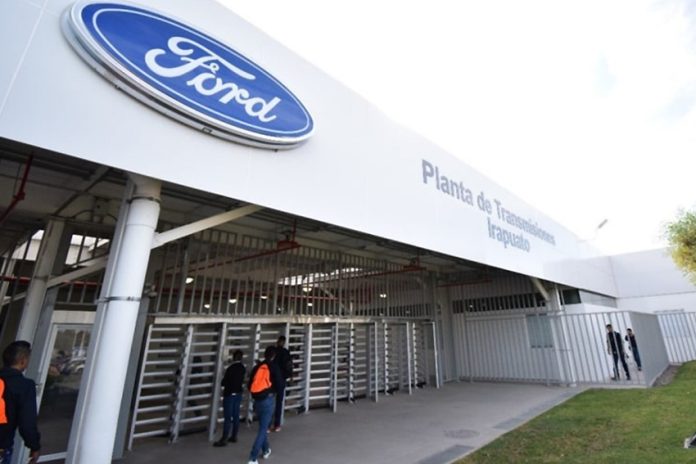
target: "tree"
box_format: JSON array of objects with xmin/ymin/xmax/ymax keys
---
[{"xmin": 664, "ymin": 209, "xmax": 696, "ymax": 283}]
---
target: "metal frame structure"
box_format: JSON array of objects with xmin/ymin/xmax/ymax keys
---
[
  {"xmin": 126, "ymin": 316, "xmax": 439, "ymax": 448},
  {"xmin": 2, "ymin": 149, "xmax": 684, "ymax": 463}
]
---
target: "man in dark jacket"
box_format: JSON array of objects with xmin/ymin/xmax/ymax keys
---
[
  {"xmin": 0, "ymin": 341, "xmax": 40, "ymax": 464},
  {"xmin": 246, "ymin": 346, "xmax": 283, "ymax": 464},
  {"xmin": 214, "ymin": 350, "xmax": 245, "ymax": 446},
  {"xmin": 272, "ymin": 335, "xmax": 293, "ymax": 432},
  {"xmin": 606, "ymin": 324, "xmax": 630, "ymax": 381}
]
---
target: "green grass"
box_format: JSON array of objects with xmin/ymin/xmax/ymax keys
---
[{"xmin": 458, "ymin": 362, "xmax": 696, "ymax": 464}]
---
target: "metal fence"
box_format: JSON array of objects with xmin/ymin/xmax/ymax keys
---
[
  {"xmin": 147, "ymin": 227, "xmax": 432, "ymax": 319},
  {"xmin": 453, "ymin": 309, "xmax": 671, "ymax": 387},
  {"xmin": 657, "ymin": 311, "xmax": 696, "ymax": 363}
]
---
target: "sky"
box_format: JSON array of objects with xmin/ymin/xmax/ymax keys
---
[{"xmin": 218, "ymin": 0, "xmax": 696, "ymax": 255}]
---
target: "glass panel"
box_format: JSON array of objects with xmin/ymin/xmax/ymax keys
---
[{"xmin": 38, "ymin": 326, "xmax": 91, "ymax": 459}]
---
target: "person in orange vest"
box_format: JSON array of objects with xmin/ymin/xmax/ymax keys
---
[
  {"xmin": 0, "ymin": 341, "xmax": 40, "ymax": 464},
  {"xmin": 247, "ymin": 346, "xmax": 283, "ymax": 464}
]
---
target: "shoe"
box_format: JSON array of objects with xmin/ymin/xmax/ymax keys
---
[
  {"xmin": 213, "ymin": 439, "xmax": 227, "ymax": 447},
  {"xmin": 263, "ymin": 448, "xmax": 272, "ymax": 459},
  {"xmin": 228, "ymin": 435, "xmax": 237, "ymax": 443},
  {"xmin": 273, "ymin": 426, "xmax": 282, "ymax": 432},
  {"xmin": 248, "ymin": 461, "xmax": 259, "ymax": 464},
  {"xmin": 638, "ymin": 367, "xmax": 642, "ymax": 372}
]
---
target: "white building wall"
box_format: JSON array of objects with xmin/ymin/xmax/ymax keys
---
[
  {"xmin": 452, "ymin": 311, "xmax": 562, "ymax": 383},
  {"xmin": 612, "ymin": 249, "xmax": 696, "ymax": 313}
]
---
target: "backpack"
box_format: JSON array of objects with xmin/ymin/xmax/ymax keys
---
[
  {"xmin": 250, "ymin": 363, "xmax": 272, "ymax": 398},
  {"xmin": 0, "ymin": 379, "xmax": 7, "ymax": 424}
]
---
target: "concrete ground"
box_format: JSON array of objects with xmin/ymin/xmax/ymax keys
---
[{"xmin": 118, "ymin": 382, "xmax": 584, "ymax": 464}]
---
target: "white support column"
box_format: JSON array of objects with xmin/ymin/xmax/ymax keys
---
[
  {"xmin": 16, "ymin": 219, "xmax": 66, "ymax": 342},
  {"xmin": 113, "ymin": 290, "xmax": 154, "ymax": 459},
  {"xmin": 66, "ymin": 174, "xmax": 161, "ymax": 464}
]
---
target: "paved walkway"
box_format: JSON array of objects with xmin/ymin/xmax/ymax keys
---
[{"xmin": 119, "ymin": 382, "xmax": 583, "ymax": 464}]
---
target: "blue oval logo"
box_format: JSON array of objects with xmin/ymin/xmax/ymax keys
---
[{"xmin": 64, "ymin": 1, "xmax": 314, "ymax": 148}]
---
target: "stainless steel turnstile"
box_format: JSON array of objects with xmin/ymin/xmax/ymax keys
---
[{"xmin": 128, "ymin": 317, "xmax": 439, "ymax": 448}]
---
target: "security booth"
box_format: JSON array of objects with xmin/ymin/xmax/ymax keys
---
[{"xmin": 0, "ymin": 0, "xmax": 629, "ymax": 463}]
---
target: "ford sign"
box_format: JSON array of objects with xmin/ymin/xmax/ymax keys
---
[{"xmin": 63, "ymin": 1, "xmax": 314, "ymax": 148}]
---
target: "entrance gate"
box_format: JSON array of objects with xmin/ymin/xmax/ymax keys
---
[{"xmin": 128, "ymin": 318, "xmax": 439, "ymax": 448}]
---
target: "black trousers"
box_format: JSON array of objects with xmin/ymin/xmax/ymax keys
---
[
  {"xmin": 273, "ymin": 384, "xmax": 286, "ymax": 428},
  {"xmin": 612, "ymin": 352, "xmax": 630, "ymax": 379}
]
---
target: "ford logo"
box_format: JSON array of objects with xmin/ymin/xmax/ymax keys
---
[{"xmin": 63, "ymin": 1, "xmax": 314, "ymax": 148}]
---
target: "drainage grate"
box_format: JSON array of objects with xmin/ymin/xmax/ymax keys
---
[
  {"xmin": 444, "ymin": 429, "xmax": 480, "ymax": 440},
  {"xmin": 418, "ymin": 445, "xmax": 474, "ymax": 464}
]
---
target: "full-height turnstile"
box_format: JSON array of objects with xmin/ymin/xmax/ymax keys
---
[{"xmin": 128, "ymin": 317, "xmax": 440, "ymax": 449}]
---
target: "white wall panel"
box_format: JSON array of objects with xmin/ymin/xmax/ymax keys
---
[
  {"xmin": 0, "ymin": 0, "xmax": 42, "ymax": 109},
  {"xmin": 0, "ymin": 0, "xmax": 616, "ymax": 294},
  {"xmin": 611, "ymin": 249, "xmax": 695, "ymax": 298}
]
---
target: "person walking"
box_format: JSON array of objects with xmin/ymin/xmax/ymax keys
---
[
  {"xmin": 606, "ymin": 324, "xmax": 630, "ymax": 381},
  {"xmin": 625, "ymin": 328, "xmax": 642, "ymax": 372},
  {"xmin": 213, "ymin": 350, "xmax": 245, "ymax": 446},
  {"xmin": 247, "ymin": 346, "xmax": 283, "ymax": 464},
  {"xmin": 0, "ymin": 341, "xmax": 40, "ymax": 464},
  {"xmin": 272, "ymin": 335, "xmax": 293, "ymax": 432}
]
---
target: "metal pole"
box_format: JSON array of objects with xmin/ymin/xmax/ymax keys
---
[
  {"xmin": 208, "ymin": 322, "xmax": 228, "ymax": 441},
  {"xmin": 16, "ymin": 219, "xmax": 67, "ymax": 342},
  {"xmin": 348, "ymin": 322, "xmax": 355, "ymax": 402},
  {"xmin": 406, "ymin": 322, "xmax": 413, "ymax": 394},
  {"xmin": 170, "ymin": 324, "xmax": 194, "ymax": 442},
  {"xmin": 67, "ymin": 175, "xmax": 161, "ymax": 464},
  {"xmin": 383, "ymin": 322, "xmax": 390, "ymax": 394},
  {"xmin": 431, "ymin": 321, "xmax": 441, "ymax": 388},
  {"xmin": 127, "ymin": 324, "xmax": 155, "ymax": 450},
  {"xmin": 373, "ymin": 322, "xmax": 379, "ymax": 402},
  {"xmin": 331, "ymin": 323, "xmax": 339, "ymax": 412},
  {"xmin": 303, "ymin": 323, "xmax": 313, "ymax": 413}
]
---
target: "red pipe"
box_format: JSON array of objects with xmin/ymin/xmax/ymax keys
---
[
  {"xmin": 233, "ymin": 241, "xmax": 301, "ymax": 263},
  {"xmin": 185, "ymin": 240, "xmax": 302, "ymax": 274},
  {"xmin": 0, "ymin": 275, "xmax": 100, "ymax": 287},
  {"xmin": 437, "ymin": 276, "xmax": 492, "ymax": 288},
  {"xmin": 0, "ymin": 154, "xmax": 33, "ymax": 227}
]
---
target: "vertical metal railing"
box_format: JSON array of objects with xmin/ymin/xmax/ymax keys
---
[
  {"xmin": 146, "ymin": 224, "xmax": 434, "ymax": 320},
  {"xmin": 452, "ymin": 308, "xmax": 673, "ymax": 388},
  {"xmin": 208, "ymin": 322, "xmax": 227, "ymax": 441},
  {"xmin": 658, "ymin": 311, "xmax": 696, "ymax": 363}
]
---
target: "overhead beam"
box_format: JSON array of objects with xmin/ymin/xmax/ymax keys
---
[
  {"xmin": 48, "ymin": 256, "xmax": 109, "ymax": 288},
  {"xmin": 151, "ymin": 204, "xmax": 263, "ymax": 249},
  {"xmin": 43, "ymin": 204, "xmax": 263, "ymax": 292},
  {"xmin": 530, "ymin": 277, "xmax": 550, "ymax": 302}
]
